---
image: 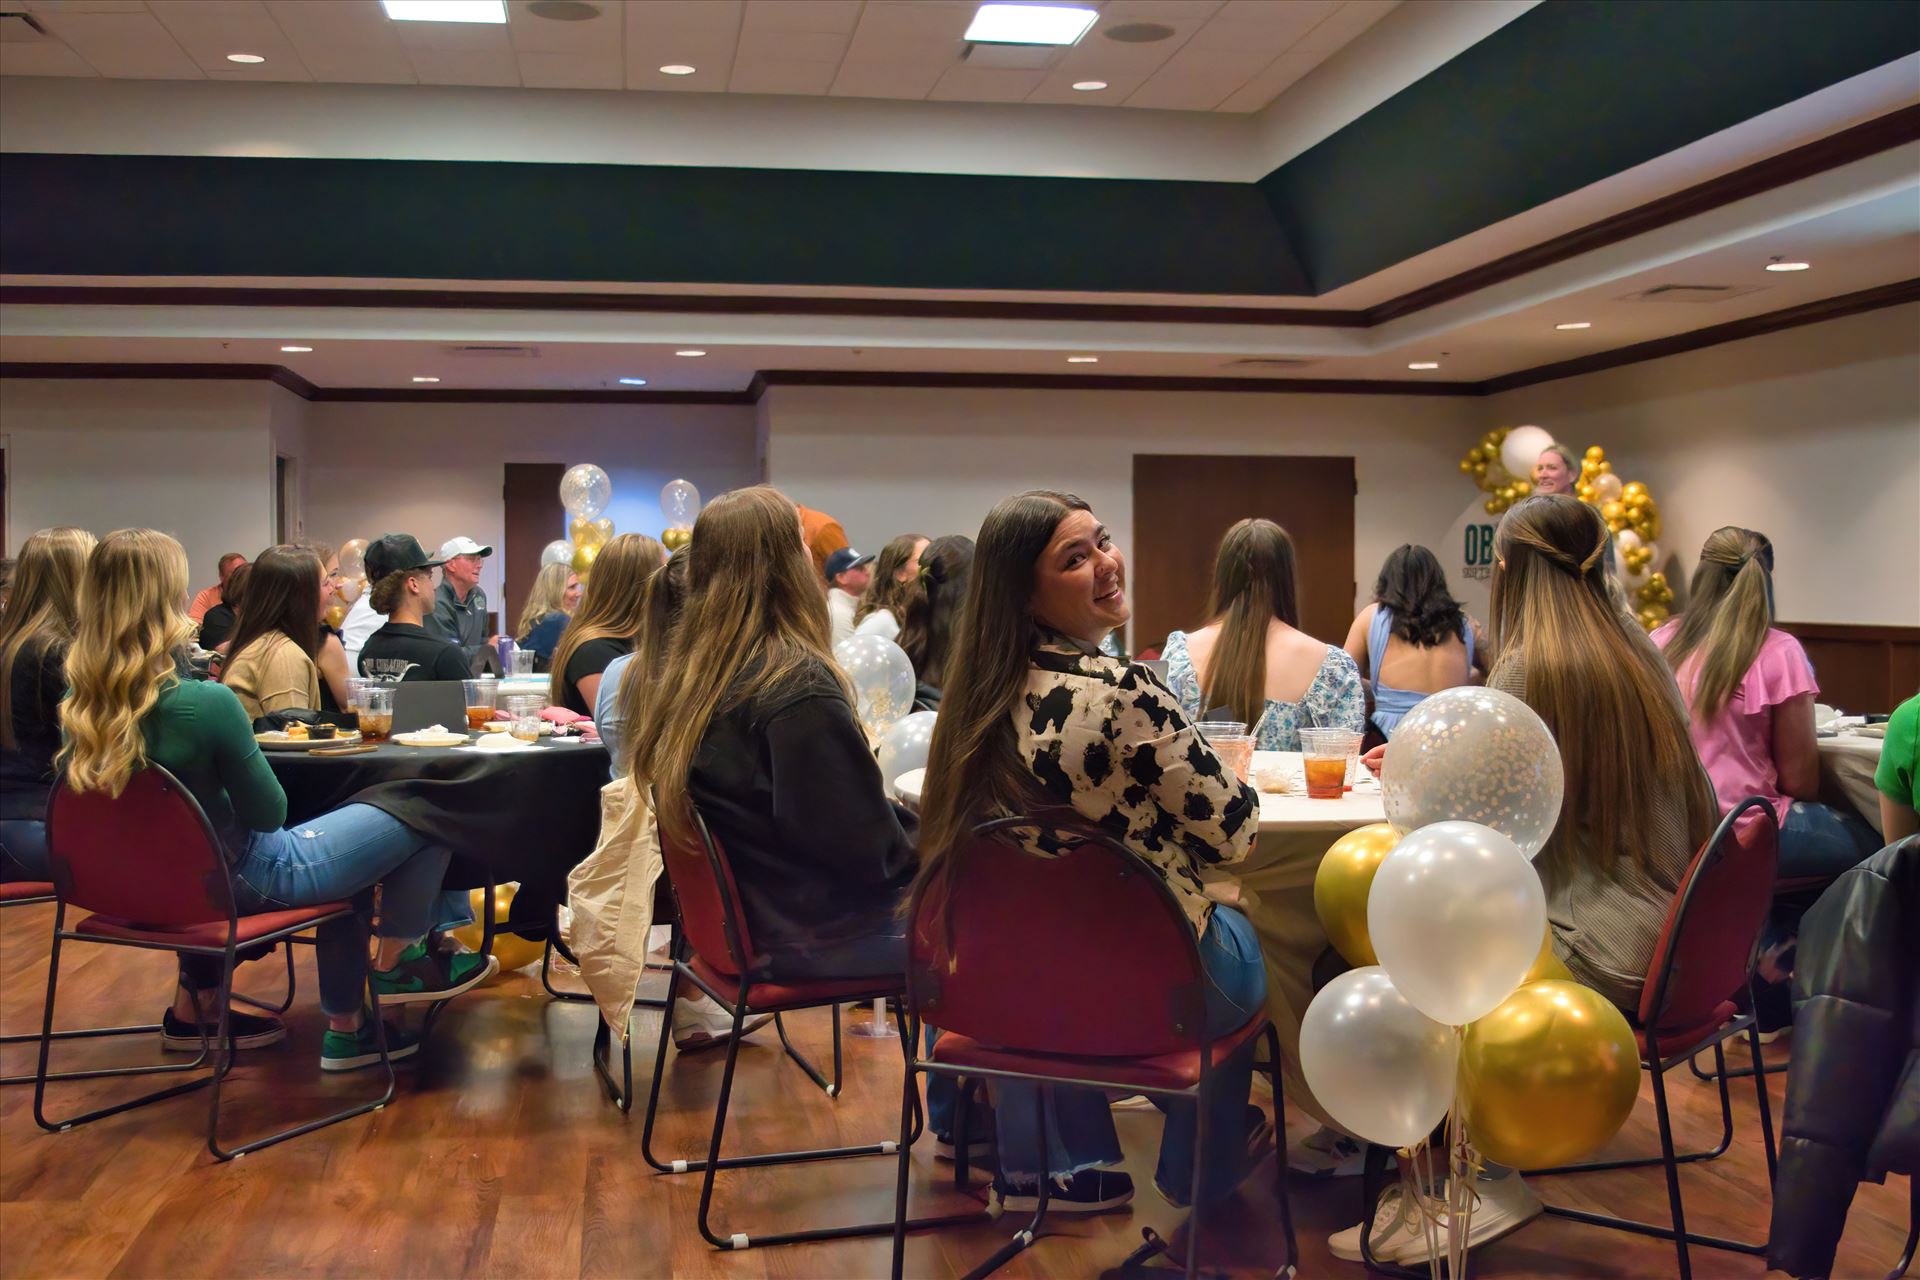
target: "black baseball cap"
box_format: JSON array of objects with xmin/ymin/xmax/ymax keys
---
[
  {"xmin": 824, "ymin": 547, "xmax": 875, "ymax": 581},
  {"xmin": 364, "ymin": 533, "xmax": 445, "ymax": 582}
]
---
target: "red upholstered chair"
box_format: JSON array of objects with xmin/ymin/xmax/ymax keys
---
[
  {"xmin": 33, "ymin": 765, "xmax": 398, "ymax": 1160},
  {"xmin": 638, "ymin": 802, "xmax": 977, "ymax": 1252},
  {"xmin": 889, "ymin": 817, "xmax": 1298, "ymax": 1280}
]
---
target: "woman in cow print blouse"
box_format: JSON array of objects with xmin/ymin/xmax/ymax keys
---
[{"xmin": 916, "ymin": 490, "xmax": 1271, "ymax": 1216}]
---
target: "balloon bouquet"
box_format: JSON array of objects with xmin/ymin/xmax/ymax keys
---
[
  {"xmin": 1302, "ymin": 687, "xmax": 1640, "ymax": 1276},
  {"xmin": 329, "ymin": 537, "xmax": 369, "ymax": 629},
  {"xmin": 541, "ymin": 463, "xmax": 615, "ymax": 579},
  {"xmin": 660, "ymin": 478, "xmax": 699, "ymax": 552}
]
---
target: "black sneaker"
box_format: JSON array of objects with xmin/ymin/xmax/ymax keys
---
[
  {"xmin": 991, "ymin": 1168, "xmax": 1134, "ymax": 1215},
  {"xmin": 371, "ymin": 941, "xmax": 498, "ymax": 1006},
  {"xmin": 160, "ymin": 1007, "xmax": 288, "ymax": 1052}
]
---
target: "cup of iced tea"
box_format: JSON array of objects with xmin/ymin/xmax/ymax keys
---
[
  {"xmin": 509, "ymin": 713, "xmax": 543, "ymax": 743},
  {"xmin": 463, "ymin": 677, "xmax": 498, "ymax": 731},
  {"xmin": 1300, "ymin": 728, "xmax": 1360, "ymax": 799},
  {"xmin": 358, "ymin": 687, "xmax": 393, "ymax": 743},
  {"xmin": 1194, "ymin": 720, "xmax": 1254, "ymax": 783}
]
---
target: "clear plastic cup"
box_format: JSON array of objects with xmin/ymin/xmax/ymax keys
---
[
  {"xmin": 1195, "ymin": 720, "xmax": 1254, "ymax": 783},
  {"xmin": 463, "ymin": 677, "xmax": 498, "ymax": 730},
  {"xmin": 1300, "ymin": 727, "xmax": 1362, "ymax": 799},
  {"xmin": 357, "ymin": 686, "xmax": 393, "ymax": 743}
]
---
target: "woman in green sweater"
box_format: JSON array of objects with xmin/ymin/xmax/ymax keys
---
[{"xmin": 59, "ymin": 530, "xmax": 495, "ymax": 1071}]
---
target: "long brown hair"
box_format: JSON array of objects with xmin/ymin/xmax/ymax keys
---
[
  {"xmin": 625, "ymin": 487, "xmax": 844, "ymax": 841},
  {"xmin": 0, "ymin": 527, "xmax": 95, "ymax": 751},
  {"xmin": 1661, "ymin": 527, "xmax": 1776, "ymax": 718},
  {"xmin": 1491, "ymin": 496, "xmax": 1713, "ymax": 872},
  {"xmin": 897, "ymin": 534, "xmax": 974, "ymax": 691},
  {"xmin": 915, "ymin": 491, "xmax": 1087, "ymax": 882},
  {"xmin": 1198, "ymin": 518, "xmax": 1300, "ymax": 727},
  {"xmin": 220, "ymin": 545, "xmax": 321, "ymax": 677},
  {"xmin": 855, "ymin": 533, "xmax": 926, "ymax": 626},
  {"xmin": 59, "ymin": 530, "xmax": 194, "ymax": 797},
  {"xmin": 548, "ymin": 533, "xmax": 663, "ymax": 704},
  {"xmin": 609, "ymin": 547, "xmax": 690, "ymax": 746}
]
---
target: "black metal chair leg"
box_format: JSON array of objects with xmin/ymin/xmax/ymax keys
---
[
  {"xmin": 1266, "ymin": 1027, "xmax": 1299, "ymax": 1278},
  {"xmin": 889, "ymin": 1016, "xmax": 919, "ymax": 1280},
  {"xmin": 591, "ymin": 1017, "xmax": 633, "ymax": 1113},
  {"xmin": 774, "ymin": 1010, "xmax": 839, "ymax": 1098},
  {"xmin": 230, "ymin": 939, "xmax": 300, "ymax": 1015},
  {"xmin": 1746, "ymin": 986, "xmax": 1780, "ymax": 1178},
  {"xmin": 638, "ymin": 966, "xmax": 685, "ymax": 1170},
  {"xmin": 693, "ymin": 1009, "xmax": 750, "ymax": 1250},
  {"xmin": 1889, "ymin": 1177, "xmax": 1917, "ymax": 1280},
  {"xmin": 1648, "ymin": 1034, "xmax": 1694, "ymax": 1280},
  {"xmin": 962, "ymin": 1085, "xmax": 1057, "ymax": 1280}
]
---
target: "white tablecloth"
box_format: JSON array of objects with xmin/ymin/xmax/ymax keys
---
[{"xmin": 1817, "ymin": 728, "xmax": 1885, "ymax": 834}]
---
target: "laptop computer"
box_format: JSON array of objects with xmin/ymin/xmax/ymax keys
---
[{"xmin": 392, "ymin": 680, "xmax": 468, "ymax": 735}]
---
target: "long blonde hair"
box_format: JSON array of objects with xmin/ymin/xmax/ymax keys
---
[
  {"xmin": 626, "ymin": 486, "xmax": 845, "ymax": 842},
  {"xmin": 1491, "ymin": 496, "xmax": 1713, "ymax": 872},
  {"xmin": 548, "ymin": 534, "xmax": 663, "ymax": 704},
  {"xmin": 516, "ymin": 561, "xmax": 574, "ymax": 640},
  {"xmin": 58, "ymin": 529, "xmax": 194, "ymax": 797},
  {"xmin": 1199, "ymin": 518, "xmax": 1300, "ymax": 728},
  {"xmin": 1662, "ymin": 527, "xmax": 1775, "ymax": 718},
  {"xmin": 0, "ymin": 527, "xmax": 96, "ymax": 751}
]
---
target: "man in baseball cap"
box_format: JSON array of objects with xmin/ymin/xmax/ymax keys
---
[
  {"xmin": 824, "ymin": 546, "xmax": 875, "ymax": 647},
  {"xmin": 425, "ymin": 536, "xmax": 496, "ymax": 662}
]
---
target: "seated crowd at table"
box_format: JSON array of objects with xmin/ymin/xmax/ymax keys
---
[{"xmin": 1, "ymin": 444, "xmax": 1914, "ymax": 1270}]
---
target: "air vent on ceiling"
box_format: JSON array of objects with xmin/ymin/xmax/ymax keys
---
[
  {"xmin": 1617, "ymin": 283, "xmax": 1768, "ymax": 304},
  {"xmin": 527, "ymin": 0, "xmax": 600, "ymax": 19},
  {"xmin": 1104, "ymin": 22, "xmax": 1176, "ymax": 43},
  {"xmin": 446, "ymin": 344, "xmax": 541, "ymax": 358},
  {"xmin": 1224, "ymin": 357, "xmax": 1317, "ymax": 369}
]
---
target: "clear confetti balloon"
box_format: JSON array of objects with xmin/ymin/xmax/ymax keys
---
[
  {"xmin": 540, "ymin": 539, "xmax": 576, "ymax": 568},
  {"xmin": 877, "ymin": 711, "xmax": 937, "ymax": 797},
  {"xmin": 559, "ymin": 463, "xmax": 612, "ymax": 519},
  {"xmin": 661, "ymin": 478, "xmax": 701, "ymax": 529},
  {"xmin": 833, "ymin": 635, "xmax": 916, "ymax": 733},
  {"xmin": 1382, "ymin": 685, "xmax": 1563, "ymax": 860}
]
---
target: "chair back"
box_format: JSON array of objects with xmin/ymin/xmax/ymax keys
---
[
  {"xmin": 656, "ymin": 804, "xmax": 755, "ymax": 976},
  {"xmin": 45, "ymin": 764, "xmax": 235, "ymax": 927},
  {"xmin": 393, "ymin": 680, "xmax": 467, "ymax": 734},
  {"xmin": 1638, "ymin": 795, "xmax": 1780, "ymax": 1036},
  {"xmin": 907, "ymin": 817, "xmax": 1207, "ymax": 1058}
]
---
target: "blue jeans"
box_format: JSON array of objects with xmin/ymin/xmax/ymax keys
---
[
  {"xmin": 231, "ymin": 804, "xmax": 452, "ymax": 1016},
  {"xmin": 1766, "ymin": 800, "xmax": 1882, "ymax": 949},
  {"xmin": 990, "ymin": 905, "xmax": 1267, "ymax": 1203}
]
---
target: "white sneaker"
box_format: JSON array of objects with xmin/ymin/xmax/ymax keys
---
[
  {"xmin": 1329, "ymin": 1172, "xmax": 1542, "ymax": 1264},
  {"xmin": 1288, "ymin": 1124, "xmax": 1381, "ymax": 1178},
  {"xmin": 671, "ymin": 996, "xmax": 772, "ymax": 1051}
]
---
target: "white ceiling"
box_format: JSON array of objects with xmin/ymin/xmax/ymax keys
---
[{"xmin": 0, "ymin": 0, "xmax": 1398, "ymax": 113}]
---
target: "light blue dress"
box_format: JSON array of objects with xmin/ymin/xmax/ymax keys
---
[
  {"xmin": 1366, "ymin": 606, "xmax": 1475, "ymax": 739},
  {"xmin": 1161, "ymin": 630, "xmax": 1365, "ymax": 751}
]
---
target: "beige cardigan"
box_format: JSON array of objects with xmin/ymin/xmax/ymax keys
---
[{"xmin": 223, "ymin": 632, "xmax": 322, "ymax": 720}]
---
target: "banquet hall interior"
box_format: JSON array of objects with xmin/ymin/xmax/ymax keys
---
[{"xmin": 1, "ymin": 1, "xmax": 1917, "ymax": 1277}]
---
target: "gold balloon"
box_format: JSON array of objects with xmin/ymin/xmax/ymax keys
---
[
  {"xmin": 1484, "ymin": 498, "xmax": 1502, "ymax": 515},
  {"xmin": 1467, "ymin": 447, "xmax": 1486, "ymax": 464},
  {"xmin": 1459, "ymin": 458, "xmax": 1475, "ymax": 474},
  {"xmin": 571, "ymin": 542, "xmax": 600, "ymax": 575},
  {"xmin": 1463, "ymin": 980, "xmax": 1641, "ymax": 1168},
  {"xmin": 1596, "ymin": 460, "xmax": 1612, "ymax": 474},
  {"xmin": 451, "ymin": 885, "xmax": 546, "ymax": 978},
  {"xmin": 1513, "ymin": 479, "xmax": 1532, "ymax": 497},
  {"xmin": 1600, "ymin": 500, "xmax": 1625, "ymax": 524},
  {"xmin": 660, "ymin": 526, "xmax": 692, "ymax": 551},
  {"xmin": 570, "ymin": 516, "xmax": 614, "ymax": 551},
  {"xmin": 1577, "ymin": 485, "xmax": 1596, "ymax": 503},
  {"xmin": 1584, "ymin": 445, "xmax": 1606, "ymax": 463},
  {"xmin": 1472, "ymin": 459, "xmax": 1489, "ymax": 478},
  {"xmin": 1622, "ymin": 480, "xmax": 1648, "ymax": 501},
  {"xmin": 1312, "ymin": 823, "xmax": 1401, "ymax": 967},
  {"xmin": 1524, "ymin": 928, "xmax": 1573, "ymax": 984}
]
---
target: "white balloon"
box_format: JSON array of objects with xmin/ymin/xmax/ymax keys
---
[
  {"xmin": 540, "ymin": 539, "xmax": 576, "ymax": 568},
  {"xmin": 1592, "ymin": 472, "xmax": 1624, "ymax": 504},
  {"xmin": 660, "ymin": 478, "xmax": 701, "ymax": 529},
  {"xmin": 560, "ymin": 463, "xmax": 612, "ymax": 519},
  {"xmin": 1613, "ymin": 528, "xmax": 1643, "ymax": 557},
  {"xmin": 1500, "ymin": 425, "xmax": 1557, "ymax": 482},
  {"xmin": 833, "ymin": 635, "xmax": 916, "ymax": 731},
  {"xmin": 1368, "ymin": 821, "xmax": 1546, "ymax": 1026},
  {"xmin": 1300, "ymin": 967, "xmax": 1458, "ymax": 1149},
  {"xmin": 1383, "ymin": 685, "xmax": 1563, "ymax": 860},
  {"xmin": 878, "ymin": 711, "xmax": 938, "ymax": 797}
]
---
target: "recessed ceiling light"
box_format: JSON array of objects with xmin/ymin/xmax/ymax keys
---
[
  {"xmin": 226, "ymin": 53, "xmax": 266, "ymax": 64},
  {"xmin": 1407, "ymin": 361, "xmax": 1440, "ymax": 371},
  {"xmin": 412, "ymin": 376, "xmax": 440, "ymax": 383},
  {"xmin": 659, "ymin": 64, "xmax": 697, "ymax": 76},
  {"xmin": 1066, "ymin": 356, "xmax": 1099, "ymax": 364},
  {"xmin": 1553, "ymin": 322, "xmax": 1592, "ymax": 331},
  {"xmin": 1765, "ymin": 259, "xmax": 1810, "ymax": 272},
  {"xmin": 674, "ymin": 349, "xmax": 707, "ymax": 358},
  {"xmin": 1071, "ymin": 80, "xmax": 1108, "ymax": 91},
  {"xmin": 618, "ymin": 377, "xmax": 649, "ymax": 386},
  {"xmin": 381, "ymin": 0, "xmax": 506, "ymax": 22},
  {"xmin": 965, "ymin": 3, "xmax": 1098, "ymax": 46},
  {"xmin": 280, "ymin": 345, "xmax": 313, "ymax": 353}
]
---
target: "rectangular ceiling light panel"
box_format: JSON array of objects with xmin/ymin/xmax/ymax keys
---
[
  {"xmin": 964, "ymin": 4, "xmax": 1097, "ymax": 46},
  {"xmin": 382, "ymin": 0, "xmax": 507, "ymax": 23}
]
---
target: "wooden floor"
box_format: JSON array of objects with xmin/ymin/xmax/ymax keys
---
[{"xmin": 1, "ymin": 902, "xmax": 1910, "ymax": 1280}]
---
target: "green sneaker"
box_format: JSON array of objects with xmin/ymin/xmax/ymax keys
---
[
  {"xmin": 371, "ymin": 941, "xmax": 499, "ymax": 1006},
  {"xmin": 320, "ymin": 1019, "xmax": 420, "ymax": 1073}
]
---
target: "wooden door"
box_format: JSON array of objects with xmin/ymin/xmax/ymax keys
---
[
  {"xmin": 1131, "ymin": 454, "xmax": 1356, "ymax": 653},
  {"xmin": 502, "ymin": 463, "xmax": 566, "ymax": 640}
]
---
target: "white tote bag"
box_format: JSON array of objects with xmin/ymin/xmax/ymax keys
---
[{"xmin": 564, "ymin": 775, "xmax": 664, "ymax": 1039}]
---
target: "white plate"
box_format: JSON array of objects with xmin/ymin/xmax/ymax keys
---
[
  {"xmin": 392, "ymin": 731, "xmax": 469, "ymax": 748},
  {"xmin": 255, "ymin": 729, "xmax": 363, "ymax": 751}
]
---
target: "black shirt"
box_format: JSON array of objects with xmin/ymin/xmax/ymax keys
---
[
  {"xmin": 560, "ymin": 636, "xmax": 628, "ymax": 716},
  {"xmin": 1, "ymin": 638, "xmax": 64, "ymax": 822},
  {"xmin": 686, "ymin": 658, "xmax": 918, "ymax": 978},
  {"xmin": 357, "ymin": 622, "xmax": 471, "ymax": 682},
  {"xmin": 199, "ymin": 602, "xmax": 237, "ymax": 651}
]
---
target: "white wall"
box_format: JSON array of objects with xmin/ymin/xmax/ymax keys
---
[
  {"xmin": 267, "ymin": 383, "xmax": 309, "ymax": 543},
  {"xmin": 1, "ymin": 378, "xmax": 276, "ymax": 581},
  {"xmin": 1491, "ymin": 302, "xmax": 1920, "ymax": 626},
  {"xmin": 762, "ymin": 384, "xmax": 1488, "ymax": 631},
  {"xmin": 301, "ymin": 400, "xmax": 760, "ymax": 608}
]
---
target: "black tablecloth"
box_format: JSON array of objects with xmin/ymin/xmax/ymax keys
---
[{"xmin": 266, "ymin": 736, "xmax": 608, "ymax": 935}]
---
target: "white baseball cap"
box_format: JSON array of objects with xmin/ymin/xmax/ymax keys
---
[{"xmin": 436, "ymin": 536, "xmax": 493, "ymax": 560}]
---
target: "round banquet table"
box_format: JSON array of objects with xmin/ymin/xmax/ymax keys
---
[
  {"xmin": 895, "ymin": 750, "xmax": 1382, "ymax": 1127},
  {"xmin": 1817, "ymin": 725, "xmax": 1886, "ymax": 836},
  {"xmin": 266, "ymin": 734, "xmax": 609, "ymax": 935}
]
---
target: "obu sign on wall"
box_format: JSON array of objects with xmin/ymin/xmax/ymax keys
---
[{"xmin": 1443, "ymin": 499, "xmax": 1499, "ymax": 626}]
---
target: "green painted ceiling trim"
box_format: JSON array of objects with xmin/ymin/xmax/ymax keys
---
[{"xmin": 1260, "ymin": 0, "xmax": 1920, "ymax": 293}]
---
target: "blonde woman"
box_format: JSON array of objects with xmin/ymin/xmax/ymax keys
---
[
  {"xmin": 852, "ymin": 532, "xmax": 927, "ymax": 642},
  {"xmin": 515, "ymin": 561, "xmax": 581, "ymax": 669},
  {"xmin": 59, "ymin": 530, "xmax": 494, "ymax": 1070},
  {"xmin": 548, "ymin": 533, "xmax": 664, "ymax": 715},
  {"xmin": 2, "ymin": 527, "xmax": 96, "ymax": 881}
]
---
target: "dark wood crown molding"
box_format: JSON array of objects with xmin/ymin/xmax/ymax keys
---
[{"xmin": 754, "ymin": 370, "xmax": 1483, "ymax": 396}]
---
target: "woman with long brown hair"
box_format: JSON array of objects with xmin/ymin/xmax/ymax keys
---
[
  {"xmin": 1162, "ymin": 518, "xmax": 1364, "ymax": 750},
  {"xmin": 915, "ymin": 490, "xmax": 1268, "ymax": 1215},
  {"xmin": 599, "ymin": 547, "xmax": 687, "ymax": 778},
  {"xmin": 549, "ymin": 533, "xmax": 664, "ymax": 715},
  {"xmin": 852, "ymin": 532, "xmax": 927, "ymax": 642},
  {"xmin": 895, "ymin": 534, "xmax": 973, "ymax": 708},
  {"xmin": 60, "ymin": 529, "xmax": 493, "ymax": 1069},
  {"xmin": 220, "ymin": 545, "xmax": 327, "ymax": 720},
  {"xmin": 1, "ymin": 527, "xmax": 95, "ymax": 881}
]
